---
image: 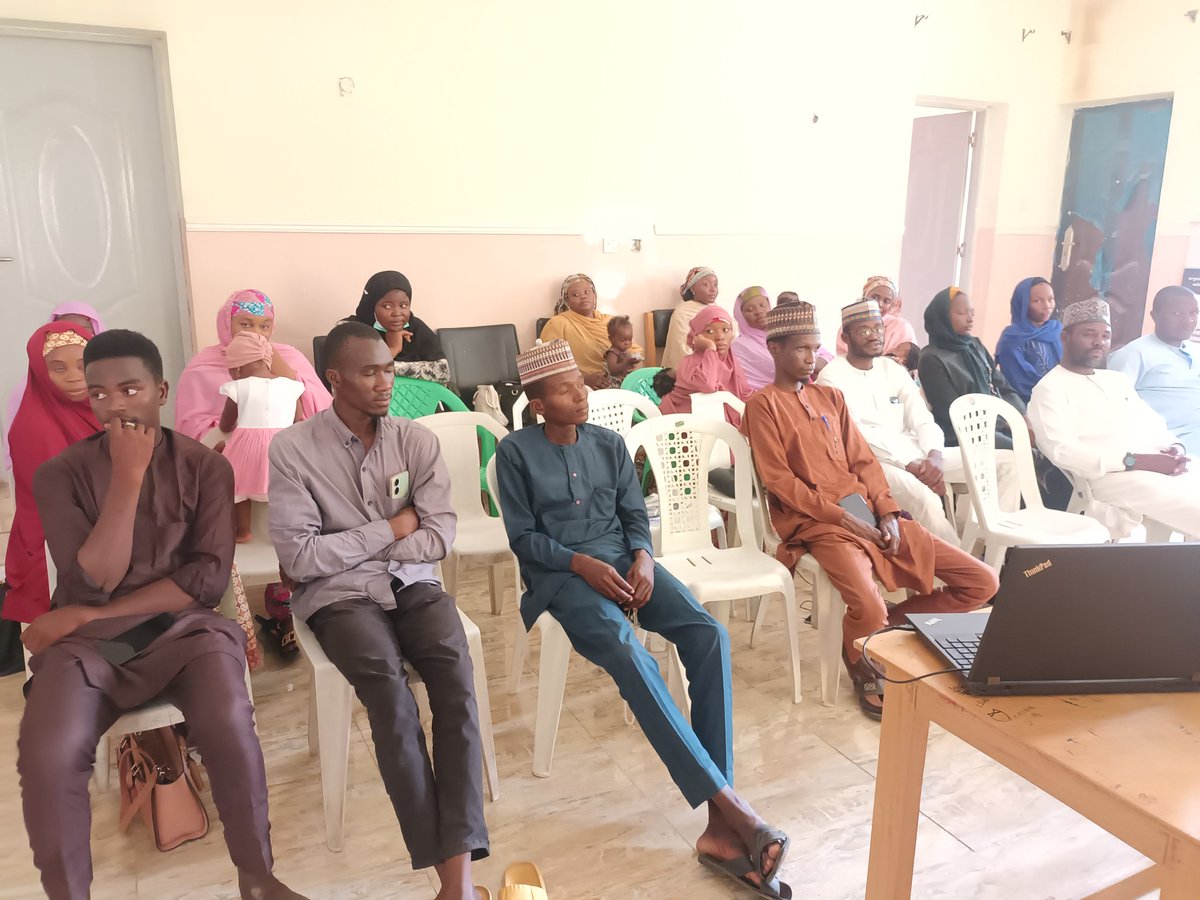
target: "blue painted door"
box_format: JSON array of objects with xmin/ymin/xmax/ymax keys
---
[{"xmin": 1051, "ymin": 99, "xmax": 1173, "ymax": 349}]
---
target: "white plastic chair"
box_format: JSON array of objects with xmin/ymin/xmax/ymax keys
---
[
  {"xmin": 949, "ymin": 394, "xmax": 1110, "ymax": 569},
  {"xmin": 234, "ymin": 501, "xmax": 282, "ymax": 588},
  {"xmin": 748, "ymin": 472, "xmax": 848, "ymax": 707},
  {"xmin": 417, "ymin": 412, "xmax": 519, "ymax": 615},
  {"xmin": 627, "ymin": 414, "xmax": 803, "ymax": 703},
  {"xmin": 294, "ymin": 600, "xmax": 499, "ymax": 852},
  {"xmin": 486, "ymin": 456, "xmax": 686, "ymax": 776},
  {"xmin": 39, "ymin": 548, "xmax": 253, "ymax": 791},
  {"xmin": 689, "ymin": 391, "xmax": 751, "ymax": 572},
  {"xmin": 586, "ymin": 388, "xmax": 660, "ymax": 435}
]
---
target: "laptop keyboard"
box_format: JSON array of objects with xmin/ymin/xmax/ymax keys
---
[{"xmin": 934, "ymin": 637, "xmax": 980, "ymax": 670}]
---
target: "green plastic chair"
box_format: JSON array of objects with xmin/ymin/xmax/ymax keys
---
[
  {"xmin": 621, "ymin": 367, "xmax": 663, "ymax": 406},
  {"xmin": 619, "ymin": 368, "xmax": 664, "ymax": 492},
  {"xmin": 389, "ymin": 377, "xmax": 496, "ymax": 508}
]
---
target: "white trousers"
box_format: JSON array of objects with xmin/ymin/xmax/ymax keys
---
[
  {"xmin": 881, "ymin": 448, "xmax": 1021, "ymax": 545},
  {"xmin": 1088, "ymin": 470, "xmax": 1200, "ymax": 539}
]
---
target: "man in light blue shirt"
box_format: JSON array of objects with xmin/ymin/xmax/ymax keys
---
[{"xmin": 1109, "ymin": 286, "xmax": 1200, "ymax": 455}]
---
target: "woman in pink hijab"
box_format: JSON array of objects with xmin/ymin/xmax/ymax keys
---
[
  {"xmin": 659, "ymin": 304, "xmax": 750, "ymax": 425},
  {"xmin": 4, "ymin": 302, "xmax": 105, "ymax": 470},
  {"xmin": 175, "ymin": 289, "xmax": 329, "ymax": 662},
  {"xmin": 731, "ymin": 286, "xmax": 775, "ymax": 391},
  {"xmin": 175, "ymin": 289, "xmax": 330, "ymax": 443}
]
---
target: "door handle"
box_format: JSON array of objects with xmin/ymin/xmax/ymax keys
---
[
  {"xmin": 1058, "ymin": 225, "xmax": 1074, "ymax": 272},
  {"xmin": 0, "ymin": 257, "xmax": 13, "ymax": 262}
]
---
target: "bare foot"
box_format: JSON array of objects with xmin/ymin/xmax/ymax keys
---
[
  {"xmin": 706, "ymin": 792, "xmax": 787, "ymax": 883},
  {"xmin": 238, "ymin": 871, "xmax": 310, "ymax": 900},
  {"xmin": 236, "ymin": 531, "xmax": 254, "ymax": 544}
]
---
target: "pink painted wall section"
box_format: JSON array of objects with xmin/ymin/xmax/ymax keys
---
[
  {"xmin": 182, "ymin": 228, "xmax": 906, "ymax": 360},
  {"xmin": 1143, "ymin": 234, "xmax": 1192, "ymax": 333}
]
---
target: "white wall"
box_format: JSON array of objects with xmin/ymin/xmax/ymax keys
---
[{"xmin": 5, "ymin": 0, "xmax": 1191, "ymax": 356}]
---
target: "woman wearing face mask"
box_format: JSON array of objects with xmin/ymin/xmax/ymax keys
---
[
  {"xmin": 661, "ymin": 266, "xmax": 720, "ymax": 369},
  {"xmin": 348, "ymin": 270, "xmax": 449, "ymax": 384},
  {"xmin": 3, "ymin": 323, "xmax": 100, "ymax": 623},
  {"xmin": 995, "ymin": 276, "xmax": 1062, "ymax": 404}
]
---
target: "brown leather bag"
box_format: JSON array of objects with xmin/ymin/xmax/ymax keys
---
[{"xmin": 117, "ymin": 725, "xmax": 209, "ymax": 851}]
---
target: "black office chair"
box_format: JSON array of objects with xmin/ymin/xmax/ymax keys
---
[
  {"xmin": 437, "ymin": 324, "xmax": 522, "ymax": 404},
  {"xmin": 643, "ymin": 308, "xmax": 674, "ymax": 367},
  {"xmin": 535, "ymin": 317, "xmax": 550, "ymax": 341},
  {"xmin": 312, "ymin": 335, "xmax": 330, "ymax": 389}
]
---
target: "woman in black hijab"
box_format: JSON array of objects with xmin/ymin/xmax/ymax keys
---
[
  {"xmin": 919, "ymin": 286, "xmax": 1072, "ymax": 508},
  {"xmin": 349, "ymin": 270, "xmax": 450, "ymax": 384},
  {"xmin": 918, "ymin": 286, "xmax": 1025, "ymax": 448}
]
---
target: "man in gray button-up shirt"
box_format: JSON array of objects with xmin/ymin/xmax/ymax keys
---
[{"xmin": 269, "ymin": 322, "xmax": 488, "ymax": 895}]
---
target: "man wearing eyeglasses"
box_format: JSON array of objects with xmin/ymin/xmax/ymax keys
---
[{"xmin": 818, "ymin": 299, "xmax": 1020, "ymax": 543}]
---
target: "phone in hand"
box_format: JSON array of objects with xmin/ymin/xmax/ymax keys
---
[
  {"xmin": 96, "ymin": 612, "xmax": 176, "ymax": 666},
  {"xmin": 837, "ymin": 493, "xmax": 878, "ymax": 528}
]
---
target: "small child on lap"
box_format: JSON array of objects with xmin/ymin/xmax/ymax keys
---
[
  {"xmin": 603, "ymin": 315, "xmax": 644, "ymax": 388},
  {"xmin": 219, "ymin": 332, "xmax": 304, "ymax": 541}
]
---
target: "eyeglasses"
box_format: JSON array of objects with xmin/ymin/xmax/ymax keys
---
[{"xmin": 851, "ymin": 324, "xmax": 885, "ymax": 338}]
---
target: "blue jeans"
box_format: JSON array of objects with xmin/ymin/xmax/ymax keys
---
[{"xmin": 547, "ymin": 561, "xmax": 732, "ymax": 807}]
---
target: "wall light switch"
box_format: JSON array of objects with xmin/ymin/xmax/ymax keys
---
[{"xmin": 602, "ymin": 238, "xmax": 619, "ymax": 253}]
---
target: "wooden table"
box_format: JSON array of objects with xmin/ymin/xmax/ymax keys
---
[{"xmin": 863, "ymin": 627, "xmax": 1200, "ymax": 899}]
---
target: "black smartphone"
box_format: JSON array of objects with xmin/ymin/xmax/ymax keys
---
[
  {"xmin": 96, "ymin": 612, "xmax": 176, "ymax": 666},
  {"xmin": 837, "ymin": 493, "xmax": 878, "ymax": 528}
]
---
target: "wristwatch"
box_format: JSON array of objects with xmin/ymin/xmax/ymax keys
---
[{"xmin": 1123, "ymin": 452, "xmax": 1137, "ymax": 471}]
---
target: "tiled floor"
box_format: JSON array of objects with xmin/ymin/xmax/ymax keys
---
[{"xmin": 0, "ymin": 485, "xmax": 1155, "ymax": 899}]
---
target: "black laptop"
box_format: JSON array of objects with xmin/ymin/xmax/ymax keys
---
[{"xmin": 906, "ymin": 543, "xmax": 1200, "ymax": 696}]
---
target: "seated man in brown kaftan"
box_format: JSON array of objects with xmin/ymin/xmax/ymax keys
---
[
  {"xmin": 19, "ymin": 329, "xmax": 304, "ymax": 900},
  {"xmin": 741, "ymin": 305, "xmax": 998, "ymax": 720}
]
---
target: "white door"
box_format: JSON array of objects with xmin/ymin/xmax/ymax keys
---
[
  {"xmin": 897, "ymin": 110, "xmax": 974, "ymax": 343},
  {"xmin": 0, "ymin": 31, "xmax": 189, "ymax": 424}
]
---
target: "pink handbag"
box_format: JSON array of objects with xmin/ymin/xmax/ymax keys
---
[{"xmin": 117, "ymin": 725, "xmax": 209, "ymax": 851}]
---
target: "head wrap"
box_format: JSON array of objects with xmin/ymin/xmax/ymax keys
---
[
  {"xmin": 924, "ymin": 286, "xmax": 996, "ymax": 393},
  {"xmin": 353, "ymin": 271, "xmax": 413, "ymax": 325},
  {"xmin": 50, "ymin": 301, "xmax": 105, "ymax": 335},
  {"xmin": 687, "ymin": 304, "xmax": 735, "ymax": 349},
  {"xmin": 994, "ymin": 277, "xmax": 1063, "ymax": 400},
  {"xmin": 732, "ymin": 287, "xmax": 775, "ymax": 390},
  {"xmin": 1061, "ymin": 298, "xmax": 1111, "ymax": 329},
  {"xmin": 516, "ymin": 339, "xmax": 578, "ymax": 386},
  {"xmin": 42, "ymin": 329, "xmax": 89, "ymax": 357},
  {"xmin": 555, "ymin": 274, "xmax": 596, "ymax": 315},
  {"xmin": 766, "ymin": 302, "xmax": 820, "ymax": 340},
  {"xmin": 862, "ymin": 275, "xmax": 902, "ymax": 314},
  {"xmin": 217, "ymin": 290, "xmax": 276, "ymax": 346},
  {"xmin": 680, "ymin": 266, "xmax": 716, "ymax": 299},
  {"xmin": 861, "ymin": 275, "xmax": 897, "ymax": 299},
  {"xmin": 4, "ymin": 303, "xmax": 104, "ymax": 470},
  {"xmin": 5, "ymin": 323, "xmax": 101, "ymax": 620},
  {"xmin": 737, "ymin": 286, "xmax": 769, "ymax": 310},
  {"xmin": 841, "ymin": 299, "xmax": 883, "ymax": 329},
  {"xmin": 224, "ymin": 331, "xmax": 273, "ymax": 369}
]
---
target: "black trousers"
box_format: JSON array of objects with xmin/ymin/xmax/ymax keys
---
[{"xmin": 306, "ymin": 582, "xmax": 489, "ymax": 869}]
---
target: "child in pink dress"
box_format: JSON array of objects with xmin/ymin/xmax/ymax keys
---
[{"xmin": 219, "ymin": 332, "xmax": 304, "ymax": 541}]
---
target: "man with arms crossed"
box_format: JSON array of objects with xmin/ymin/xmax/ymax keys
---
[{"xmin": 269, "ymin": 322, "xmax": 489, "ymax": 900}]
